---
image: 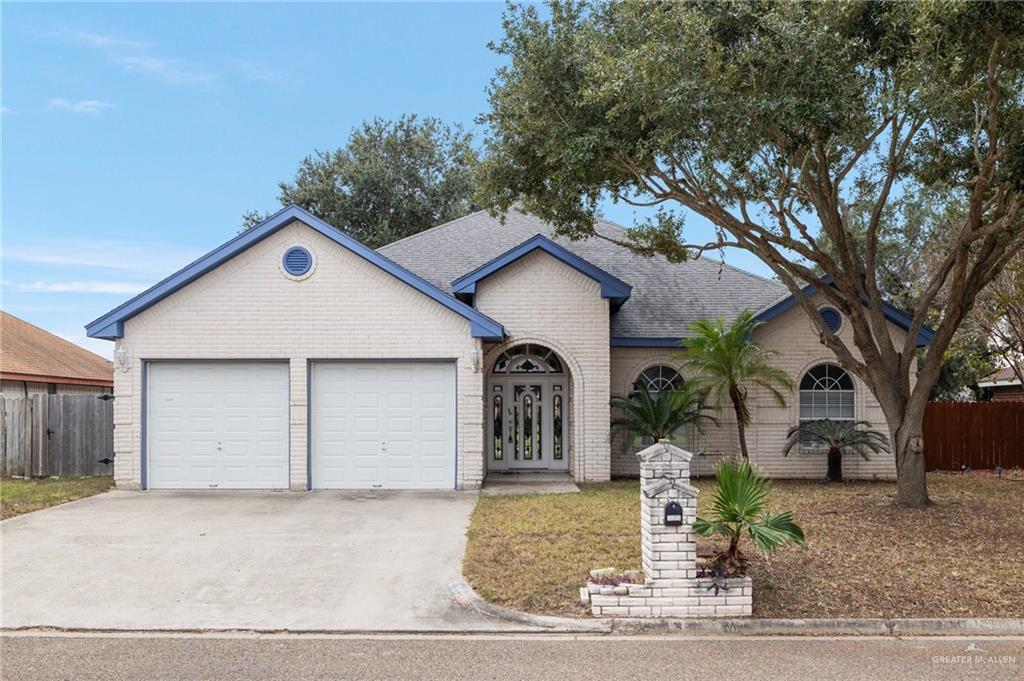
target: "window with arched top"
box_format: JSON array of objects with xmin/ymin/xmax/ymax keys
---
[
  {"xmin": 492, "ymin": 344, "xmax": 564, "ymax": 374},
  {"xmin": 799, "ymin": 363, "xmax": 854, "ymax": 420},
  {"xmin": 633, "ymin": 365, "xmax": 684, "ymax": 394}
]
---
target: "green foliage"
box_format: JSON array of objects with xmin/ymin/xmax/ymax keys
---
[
  {"xmin": 610, "ymin": 382, "xmax": 716, "ymax": 444},
  {"xmin": 479, "ymin": 0, "xmax": 1024, "ymax": 506},
  {"xmin": 693, "ymin": 459, "xmax": 806, "ymax": 569},
  {"xmin": 784, "ymin": 419, "xmax": 891, "ymax": 460},
  {"xmin": 246, "ymin": 115, "xmax": 479, "ymax": 247},
  {"xmin": 677, "ymin": 311, "xmax": 792, "ymax": 458}
]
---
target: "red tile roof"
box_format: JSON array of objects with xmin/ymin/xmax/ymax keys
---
[{"xmin": 1, "ymin": 312, "xmax": 113, "ymax": 386}]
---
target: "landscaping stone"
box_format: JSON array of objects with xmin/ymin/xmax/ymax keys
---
[{"xmin": 586, "ymin": 440, "xmax": 753, "ymax": 618}]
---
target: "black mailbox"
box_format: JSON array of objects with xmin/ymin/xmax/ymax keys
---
[{"xmin": 664, "ymin": 501, "xmax": 683, "ymax": 526}]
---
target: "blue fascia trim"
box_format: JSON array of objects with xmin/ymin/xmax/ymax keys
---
[
  {"xmin": 451, "ymin": 234, "xmax": 633, "ymax": 309},
  {"xmin": 610, "ymin": 337, "xmax": 685, "ymax": 348},
  {"xmin": 85, "ymin": 205, "xmax": 505, "ymax": 342},
  {"xmin": 753, "ymin": 276, "xmax": 935, "ymax": 346}
]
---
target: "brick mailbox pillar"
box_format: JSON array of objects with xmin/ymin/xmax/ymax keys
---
[{"xmin": 585, "ymin": 440, "xmax": 752, "ymax": 618}]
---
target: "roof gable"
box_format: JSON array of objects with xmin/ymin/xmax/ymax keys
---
[
  {"xmin": 753, "ymin": 276, "xmax": 935, "ymax": 346},
  {"xmin": 85, "ymin": 205, "xmax": 505, "ymax": 341},
  {"xmin": 450, "ymin": 234, "xmax": 633, "ymax": 309}
]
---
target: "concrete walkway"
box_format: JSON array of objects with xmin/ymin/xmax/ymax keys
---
[{"xmin": 1, "ymin": 490, "xmax": 521, "ymax": 632}]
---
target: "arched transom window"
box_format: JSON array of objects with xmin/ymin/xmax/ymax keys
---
[
  {"xmin": 799, "ymin": 363, "xmax": 854, "ymax": 420},
  {"xmin": 492, "ymin": 344, "xmax": 564, "ymax": 374},
  {"xmin": 634, "ymin": 365, "xmax": 684, "ymax": 394}
]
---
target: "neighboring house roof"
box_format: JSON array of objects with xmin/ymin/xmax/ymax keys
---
[
  {"xmin": 978, "ymin": 366, "xmax": 1022, "ymax": 388},
  {"xmin": 379, "ymin": 209, "xmax": 786, "ymax": 344},
  {"xmin": 85, "ymin": 205, "xmax": 505, "ymax": 342},
  {"xmin": 451, "ymin": 234, "xmax": 633, "ymax": 309},
  {"xmin": 1, "ymin": 312, "xmax": 113, "ymax": 387},
  {"xmin": 752, "ymin": 275, "xmax": 936, "ymax": 347}
]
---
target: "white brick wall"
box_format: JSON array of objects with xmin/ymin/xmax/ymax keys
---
[
  {"xmin": 475, "ymin": 250, "xmax": 611, "ymax": 482},
  {"xmin": 609, "ymin": 293, "xmax": 912, "ymax": 480},
  {"xmin": 113, "ymin": 220, "xmax": 485, "ymax": 490}
]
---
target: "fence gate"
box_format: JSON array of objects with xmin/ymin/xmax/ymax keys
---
[
  {"xmin": 0, "ymin": 395, "xmax": 114, "ymax": 477},
  {"xmin": 923, "ymin": 401, "xmax": 1024, "ymax": 471}
]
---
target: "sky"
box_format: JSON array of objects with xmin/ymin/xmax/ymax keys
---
[{"xmin": 2, "ymin": 2, "xmax": 772, "ymax": 359}]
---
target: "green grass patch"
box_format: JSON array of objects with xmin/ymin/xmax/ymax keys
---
[{"xmin": 1, "ymin": 477, "xmax": 114, "ymax": 519}]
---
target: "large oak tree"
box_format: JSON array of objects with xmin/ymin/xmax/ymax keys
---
[{"xmin": 477, "ymin": 1, "xmax": 1024, "ymax": 506}]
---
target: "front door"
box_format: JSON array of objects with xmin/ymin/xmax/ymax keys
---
[{"xmin": 488, "ymin": 377, "xmax": 568, "ymax": 471}]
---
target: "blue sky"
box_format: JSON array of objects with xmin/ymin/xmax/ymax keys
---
[{"xmin": 2, "ymin": 2, "xmax": 771, "ymax": 358}]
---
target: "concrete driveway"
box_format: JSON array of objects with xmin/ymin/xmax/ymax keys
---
[{"xmin": 1, "ymin": 490, "xmax": 515, "ymax": 631}]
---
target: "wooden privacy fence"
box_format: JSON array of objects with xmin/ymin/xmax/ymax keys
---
[
  {"xmin": 0, "ymin": 395, "xmax": 114, "ymax": 477},
  {"xmin": 923, "ymin": 401, "xmax": 1024, "ymax": 471}
]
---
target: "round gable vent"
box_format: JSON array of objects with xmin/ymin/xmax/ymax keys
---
[
  {"xmin": 282, "ymin": 247, "xmax": 312, "ymax": 276},
  {"xmin": 819, "ymin": 307, "xmax": 842, "ymax": 333}
]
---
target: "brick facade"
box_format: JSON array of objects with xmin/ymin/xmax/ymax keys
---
[
  {"xmin": 111, "ymin": 218, "xmax": 914, "ymax": 491},
  {"xmin": 610, "ymin": 293, "xmax": 913, "ymax": 481},
  {"xmin": 113, "ymin": 221, "xmax": 485, "ymax": 490},
  {"xmin": 476, "ymin": 250, "xmax": 611, "ymax": 483}
]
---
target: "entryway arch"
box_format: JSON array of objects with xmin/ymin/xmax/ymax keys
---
[{"xmin": 486, "ymin": 343, "xmax": 570, "ymax": 472}]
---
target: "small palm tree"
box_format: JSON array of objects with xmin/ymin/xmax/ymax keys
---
[
  {"xmin": 611, "ymin": 382, "xmax": 717, "ymax": 445},
  {"xmin": 678, "ymin": 310, "xmax": 792, "ymax": 459},
  {"xmin": 694, "ymin": 458, "xmax": 806, "ymax": 575},
  {"xmin": 784, "ymin": 419, "xmax": 891, "ymax": 483}
]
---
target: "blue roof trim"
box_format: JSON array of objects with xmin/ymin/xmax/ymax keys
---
[
  {"xmin": 450, "ymin": 234, "xmax": 633, "ymax": 309},
  {"xmin": 753, "ymin": 276, "xmax": 935, "ymax": 346},
  {"xmin": 610, "ymin": 337, "xmax": 685, "ymax": 348},
  {"xmin": 85, "ymin": 205, "xmax": 505, "ymax": 341}
]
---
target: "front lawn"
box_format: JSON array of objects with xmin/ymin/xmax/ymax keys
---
[
  {"xmin": 463, "ymin": 473, "xmax": 1024, "ymax": 618},
  {"xmin": 1, "ymin": 477, "xmax": 114, "ymax": 520}
]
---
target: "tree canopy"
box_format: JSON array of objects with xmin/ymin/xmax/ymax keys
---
[
  {"xmin": 478, "ymin": 0, "xmax": 1024, "ymax": 506},
  {"xmin": 246, "ymin": 115, "xmax": 479, "ymax": 247}
]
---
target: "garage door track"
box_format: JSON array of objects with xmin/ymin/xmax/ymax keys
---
[{"xmin": 1, "ymin": 490, "xmax": 514, "ymax": 631}]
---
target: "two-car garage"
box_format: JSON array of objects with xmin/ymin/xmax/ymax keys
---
[{"xmin": 145, "ymin": 360, "xmax": 457, "ymax": 490}]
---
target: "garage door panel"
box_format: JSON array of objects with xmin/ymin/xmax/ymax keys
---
[
  {"xmin": 147, "ymin": 362, "xmax": 289, "ymax": 490},
  {"xmin": 312, "ymin": 361, "xmax": 456, "ymax": 490}
]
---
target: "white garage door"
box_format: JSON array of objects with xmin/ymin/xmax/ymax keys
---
[
  {"xmin": 311, "ymin": 362, "xmax": 456, "ymax": 489},
  {"xmin": 147, "ymin": 362, "xmax": 289, "ymax": 489}
]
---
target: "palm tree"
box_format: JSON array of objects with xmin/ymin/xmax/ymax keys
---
[
  {"xmin": 611, "ymin": 382, "xmax": 717, "ymax": 446},
  {"xmin": 784, "ymin": 419, "xmax": 891, "ymax": 482},
  {"xmin": 694, "ymin": 458, "xmax": 806, "ymax": 575},
  {"xmin": 678, "ymin": 310, "xmax": 792, "ymax": 459}
]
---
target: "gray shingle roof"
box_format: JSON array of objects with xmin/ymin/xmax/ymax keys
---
[{"xmin": 377, "ymin": 209, "xmax": 786, "ymax": 340}]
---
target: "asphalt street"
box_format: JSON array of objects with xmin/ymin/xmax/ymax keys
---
[{"xmin": 2, "ymin": 633, "xmax": 1021, "ymax": 681}]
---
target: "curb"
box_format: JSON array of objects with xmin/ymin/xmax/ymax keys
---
[{"xmin": 448, "ymin": 580, "xmax": 1024, "ymax": 637}]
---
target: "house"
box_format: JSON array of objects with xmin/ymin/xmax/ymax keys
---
[
  {"xmin": 85, "ymin": 205, "xmax": 931, "ymax": 491},
  {"xmin": 2, "ymin": 312, "xmax": 113, "ymax": 397},
  {"xmin": 978, "ymin": 366, "xmax": 1024, "ymax": 401}
]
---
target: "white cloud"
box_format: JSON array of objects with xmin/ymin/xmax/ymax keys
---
[
  {"xmin": 111, "ymin": 54, "xmax": 216, "ymax": 85},
  {"xmin": 12, "ymin": 281, "xmax": 147, "ymax": 294},
  {"xmin": 55, "ymin": 27, "xmax": 216, "ymax": 85},
  {"xmin": 48, "ymin": 98, "xmax": 114, "ymax": 115},
  {"xmin": 65, "ymin": 30, "xmax": 152, "ymax": 51},
  {"xmin": 3, "ymin": 239, "xmax": 201, "ymax": 274}
]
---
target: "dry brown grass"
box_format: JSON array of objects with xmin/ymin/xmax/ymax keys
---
[
  {"xmin": 463, "ymin": 473, "xmax": 1024, "ymax": 618},
  {"xmin": 0, "ymin": 477, "xmax": 113, "ymax": 519}
]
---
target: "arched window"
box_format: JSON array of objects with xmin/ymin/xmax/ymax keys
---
[
  {"xmin": 634, "ymin": 365, "xmax": 683, "ymax": 394},
  {"xmin": 799, "ymin": 363, "xmax": 854, "ymax": 420},
  {"xmin": 492, "ymin": 344, "xmax": 564, "ymax": 374}
]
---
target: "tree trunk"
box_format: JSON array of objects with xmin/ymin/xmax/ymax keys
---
[
  {"xmin": 826, "ymin": 446, "xmax": 843, "ymax": 482},
  {"xmin": 893, "ymin": 423, "xmax": 930, "ymax": 507},
  {"xmin": 730, "ymin": 394, "xmax": 749, "ymax": 459}
]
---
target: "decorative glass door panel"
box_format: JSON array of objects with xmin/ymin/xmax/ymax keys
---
[
  {"xmin": 489, "ymin": 378, "xmax": 567, "ymax": 470},
  {"xmin": 487, "ymin": 344, "xmax": 569, "ymax": 471}
]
